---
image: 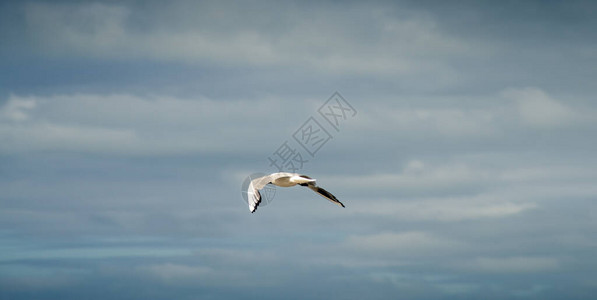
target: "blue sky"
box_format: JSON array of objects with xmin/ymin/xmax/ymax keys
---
[{"xmin": 1, "ymin": 0, "xmax": 597, "ymax": 299}]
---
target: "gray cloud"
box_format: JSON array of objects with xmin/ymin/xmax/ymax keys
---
[{"xmin": 1, "ymin": 1, "xmax": 597, "ymax": 299}]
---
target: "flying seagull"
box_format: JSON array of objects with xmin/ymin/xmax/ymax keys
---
[{"xmin": 247, "ymin": 172, "xmax": 344, "ymax": 213}]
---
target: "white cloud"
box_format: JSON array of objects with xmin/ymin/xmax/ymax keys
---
[
  {"xmin": 134, "ymin": 248, "xmax": 289, "ymax": 288},
  {"xmin": 435, "ymin": 283, "xmax": 481, "ymax": 295},
  {"xmin": 0, "ymin": 93, "xmax": 291, "ymax": 155},
  {"xmin": 349, "ymin": 196, "xmax": 536, "ymax": 221},
  {"xmin": 351, "ymin": 104, "xmax": 502, "ymax": 139},
  {"xmin": 139, "ymin": 263, "xmax": 212, "ymax": 284},
  {"xmin": 0, "ymin": 244, "xmax": 189, "ymax": 262},
  {"xmin": 320, "ymin": 159, "xmax": 597, "ymax": 221},
  {"xmin": 503, "ymin": 87, "xmax": 577, "ymax": 128},
  {"xmin": 0, "ymin": 91, "xmax": 531, "ymax": 156},
  {"xmin": 458, "ymin": 256, "xmax": 560, "ymax": 273},
  {"xmin": 0, "ymin": 97, "xmax": 36, "ymax": 121},
  {"xmin": 327, "ymin": 160, "xmax": 492, "ymax": 190},
  {"xmin": 0, "ymin": 265, "xmax": 84, "ymax": 290},
  {"xmin": 511, "ymin": 284, "xmax": 549, "ymax": 297},
  {"xmin": 345, "ymin": 231, "xmax": 463, "ymax": 255},
  {"xmin": 0, "ymin": 122, "xmax": 137, "ymax": 153},
  {"xmin": 25, "ymin": 3, "xmax": 130, "ymax": 55},
  {"xmin": 22, "ymin": 2, "xmax": 472, "ymax": 76}
]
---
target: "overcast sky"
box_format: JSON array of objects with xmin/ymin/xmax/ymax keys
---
[{"xmin": 1, "ymin": 1, "xmax": 597, "ymax": 299}]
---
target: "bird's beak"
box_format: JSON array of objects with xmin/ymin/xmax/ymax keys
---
[{"xmin": 290, "ymin": 176, "xmax": 316, "ymax": 184}]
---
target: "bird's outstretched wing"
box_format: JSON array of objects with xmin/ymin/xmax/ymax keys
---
[
  {"xmin": 247, "ymin": 180, "xmax": 261, "ymax": 213},
  {"xmin": 247, "ymin": 175, "xmax": 273, "ymax": 213},
  {"xmin": 306, "ymin": 183, "xmax": 345, "ymax": 208}
]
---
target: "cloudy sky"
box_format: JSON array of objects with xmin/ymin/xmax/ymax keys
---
[{"xmin": 1, "ymin": 0, "xmax": 597, "ymax": 299}]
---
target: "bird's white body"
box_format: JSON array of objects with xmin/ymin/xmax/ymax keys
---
[
  {"xmin": 271, "ymin": 173, "xmax": 316, "ymax": 187},
  {"xmin": 247, "ymin": 172, "xmax": 344, "ymax": 213}
]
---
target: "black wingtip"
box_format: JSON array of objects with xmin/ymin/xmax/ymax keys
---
[{"xmin": 249, "ymin": 190, "xmax": 261, "ymax": 214}]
